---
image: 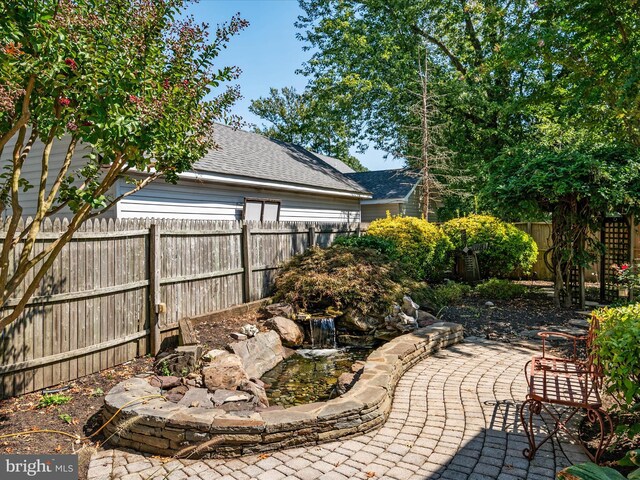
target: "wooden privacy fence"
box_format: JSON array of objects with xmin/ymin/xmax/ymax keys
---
[{"xmin": 0, "ymin": 218, "xmax": 359, "ymax": 398}]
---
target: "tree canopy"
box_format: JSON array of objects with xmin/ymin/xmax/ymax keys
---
[
  {"xmin": 249, "ymin": 86, "xmax": 366, "ymax": 171},
  {"xmin": 0, "ymin": 0, "xmax": 246, "ymax": 328}
]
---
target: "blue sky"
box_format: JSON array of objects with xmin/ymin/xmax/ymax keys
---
[{"xmin": 187, "ymin": 0, "xmax": 402, "ymax": 171}]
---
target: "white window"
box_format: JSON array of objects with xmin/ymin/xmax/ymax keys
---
[{"xmin": 243, "ymin": 198, "xmax": 281, "ymax": 221}]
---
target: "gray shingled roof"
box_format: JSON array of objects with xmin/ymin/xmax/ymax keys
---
[
  {"xmin": 345, "ymin": 169, "xmax": 419, "ymax": 200},
  {"xmin": 192, "ymin": 125, "xmax": 367, "ymax": 195},
  {"xmin": 311, "ymin": 152, "xmax": 355, "ymax": 174}
]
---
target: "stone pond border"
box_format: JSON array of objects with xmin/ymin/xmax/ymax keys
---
[{"xmin": 102, "ymin": 322, "xmax": 463, "ymax": 458}]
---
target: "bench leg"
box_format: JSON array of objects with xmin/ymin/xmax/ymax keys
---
[
  {"xmin": 520, "ymin": 397, "xmax": 542, "ymax": 460},
  {"xmin": 586, "ymin": 407, "xmax": 614, "ymax": 464}
]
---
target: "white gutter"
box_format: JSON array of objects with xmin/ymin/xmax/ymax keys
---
[
  {"xmin": 361, "ymin": 198, "xmax": 406, "ymax": 205},
  {"xmin": 179, "ymin": 171, "xmax": 372, "ymax": 199}
]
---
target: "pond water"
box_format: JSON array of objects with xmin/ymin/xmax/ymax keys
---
[{"xmin": 261, "ymin": 347, "xmax": 373, "ymax": 407}]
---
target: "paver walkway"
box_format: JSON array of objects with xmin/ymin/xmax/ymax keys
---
[{"xmin": 88, "ymin": 339, "xmax": 588, "ymax": 480}]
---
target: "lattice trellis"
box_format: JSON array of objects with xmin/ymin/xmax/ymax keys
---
[
  {"xmin": 600, "ymin": 217, "xmax": 631, "ymax": 303},
  {"xmin": 567, "ymin": 216, "xmax": 631, "ymax": 305}
]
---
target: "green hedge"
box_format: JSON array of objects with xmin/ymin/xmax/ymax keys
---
[
  {"xmin": 366, "ymin": 215, "xmax": 453, "ymax": 281},
  {"xmin": 442, "ymin": 214, "xmax": 538, "ymax": 277}
]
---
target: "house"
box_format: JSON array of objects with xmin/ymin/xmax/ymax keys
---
[
  {"xmin": 5, "ymin": 125, "xmax": 371, "ymax": 223},
  {"xmin": 345, "ymin": 169, "xmax": 431, "ymax": 222}
]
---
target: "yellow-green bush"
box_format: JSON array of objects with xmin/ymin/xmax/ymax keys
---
[
  {"xmin": 593, "ymin": 303, "xmax": 640, "ymax": 408},
  {"xmin": 474, "ymin": 278, "xmax": 528, "ymax": 300},
  {"xmin": 442, "ymin": 214, "xmax": 538, "ymax": 277},
  {"xmin": 366, "ymin": 215, "xmax": 453, "ymax": 280}
]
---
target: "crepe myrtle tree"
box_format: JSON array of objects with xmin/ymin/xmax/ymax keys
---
[{"xmin": 0, "ymin": 0, "xmax": 248, "ymax": 329}]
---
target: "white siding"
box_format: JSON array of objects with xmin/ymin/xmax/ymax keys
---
[
  {"xmin": 116, "ymin": 177, "xmax": 361, "ymax": 223},
  {"xmin": 361, "ymin": 203, "xmax": 401, "ymax": 223},
  {"xmin": 1, "ymin": 132, "xmax": 116, "ymax": 219},
  {"xmin": 404, "ymin": 185, "xmax": 423, "ymax": 219}
]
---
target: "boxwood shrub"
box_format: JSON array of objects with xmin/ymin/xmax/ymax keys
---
[
  {"xmin": 442, "ymin": 214, "xmax": 538, "ymax": 278},
  {"xmin": 366, "ymin": 215, "xmax": 453, "ymax": 281}
]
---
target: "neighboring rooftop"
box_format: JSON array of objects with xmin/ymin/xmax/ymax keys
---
[
  {"xmin": 345, "ymin": 169, "xmax": 419, "ymax": 200},
  {"xmin": 192, "ymin": 125, "xmax": 367, "ymax": 195},
  {"xmin": 311, "ymin": 152, "xmax": 355, "ymax": 174}
]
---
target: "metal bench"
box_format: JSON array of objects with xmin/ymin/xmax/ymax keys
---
[{"xmin": 520, "ymin": 314, "xmax": 613, "ymax": 463}]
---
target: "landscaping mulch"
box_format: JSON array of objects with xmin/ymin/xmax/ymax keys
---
[
  {"xmin": 440, "ymin": 286, "xmax": 583, "ymax": 347},
  {"xmin": 192, "ymin": 309, "xmax": 267, "ymax": 351}
]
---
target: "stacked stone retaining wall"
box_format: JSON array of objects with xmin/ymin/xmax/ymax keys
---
[{"xmin": 102, "ymin": 322, "xmax": 463, "ymax": 458}]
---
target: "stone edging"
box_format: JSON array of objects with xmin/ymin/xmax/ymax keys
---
[{"xmin": 102, "ymin": 322, "xmax": 463, "ymax": 458}]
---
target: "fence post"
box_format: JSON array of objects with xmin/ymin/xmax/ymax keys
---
[
  {"xmin": 149, "ymin": 223, "xmax": 162, "ymax": 355},
  {"xmin": 242, "ymin": 223, "xmax": 253, "ymax": 302},
  {"xmin": 308, "ymin": 225, "xmax": 316, "ymax": 248}
]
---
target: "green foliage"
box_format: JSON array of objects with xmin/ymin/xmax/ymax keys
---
[
  {"xmin": 559, "ymin": 450, "xmax": 640, "ymax": 480},
  {"xmin": 158, "ymin": 360, "xmax": 171, "ymax": 377},
  {"xmin": 90, "ymin": 387, "xmax": 104, "ymax": 397},
  {"xmin": 58, "ymin": 413, "xmax": 73, "ymax": 424},
  {"xmin": 250, "ymin": 87, "xmax": 366, "ymax": 171},
  {"xmin": 333, "ymin": 235, "xmax": 397, "ymax": 257},
  {"xmin": 442, "ymin": 215, "xmax": 538, "ymax": 277},
  {"xmin": 367, "ymin": 215, "xmax": 453, "ymax": 280},
  {"xmin": 37, "ymin": 393, "xmax": 71, "ymax": 409},
  {"xmin": 273, "ymin": 245, "xmax": 406, "ymax": 319},
  {"xmin": 593, "ymin": 304, "xmax": 640, "ymax": 408},
  {"xmin": 474, "ymin": 279, "xmax": 528, "ymax": 300},
  {"xmin": 410, "ymin": 282, "xmax": 471, "ymax": 312}
]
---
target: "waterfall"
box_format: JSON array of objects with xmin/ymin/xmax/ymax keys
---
[{"xmin": 309, "ymin": 317, "xmax": 337, "ymax": 349}]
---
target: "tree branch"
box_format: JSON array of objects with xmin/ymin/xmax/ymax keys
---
[
  {"xmin": 410, "ymin": 25, "xmax": 467, "ymax": 76},
  {"xmin": 0, "ymin": 76, "xmax": 36, "ymax": 153}
]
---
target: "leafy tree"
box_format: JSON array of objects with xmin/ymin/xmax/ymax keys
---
[
  {"xmin": 249, "ymin": 86, "xmax": 366, "ymax": 171},
  {"xmin": 0, "ymin": 0, "xmax": 247, "ymax": 329},
  {"xmin": 296, "ymin": 0, "xmax": 534, "ymax": 201}
]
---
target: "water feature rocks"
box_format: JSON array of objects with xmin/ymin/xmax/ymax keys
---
[
  {"xmin": 265, "ymin": 316, "xmax": 304, "ymax": 347},
  {"xmin": 240, "ymin": 324, "xmax": 260, "ymax": 338},
  {"xmin": 155, "ymin": 345, "xmax": 201, "ymax": 376},
  {"xmin": 385, "ymin": 305, "xmax": 418, "ymax": 332},
  {"xmin": 417, "ymin": 310, "xmax": 439, "ymax": 327},
  {"xmin": 238, "ymin": 379, "xmax": 269, "ymax": 408},
  {"xmin": 264, "ymin": 303, "xmax": 294, "ymax": 318},
  {"xmin": 338, "ymin": 309, "xmax": 382, "ymax": 333},
  {"xmin": 178, "ymin": 388, "xmax": 214, "ymax": 408},
  {"xmin": 202, "ymin": 353, "xmax": 249, "ymax": 391},
  {"xmin": 227, "ymin": 330, "xmax": 285, "ymax": 379},
  {"xmin": 211, "ymin": 389, "xmax": 253, "ymax": 405},
  {"xmin": 402, "ymin": 295, "xmax": 419, "ymax": 318},
  {"xmin": 148, "ymin": 375, "xmax": 181, "ymax": 389}
]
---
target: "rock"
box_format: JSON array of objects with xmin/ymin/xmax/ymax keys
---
[
  {"xmin": 374, "ymin": 329, "xmax": 401, "ymax": 341},
  {"xmin": 335, "ymin": 372, "xmax": 356, "ymax": 396},
  {"xmin": 178, "ymin": 388, "xmax": 214, "ymax": 409},
  {"xmin": 227, "ymin": 331, "xmax": 285, "ymax": 379},
  {"xmin": 264, "ymin": 303, "xmax": 294, "ymax": 318},
  {"xmin": 238, "ymin": 380, "xmax": 269, "ymax": 408},
  {"xmin": 485, "ymin": 301, "xmax": 495, "ymax": 307},
  {"xmin": 202, "ymin": 349, "xmax": 226, "ymax": 362},
  {"xmin": 149, "ymin": 376, "xmax": 181, "ymax": 390},
  {"xmin": 351, "ymin": 360, "xmax": 366, "ymax": 374},
  {"xmin": 337, "ymin": 334, "xmax": 375, "ymax": 347},
  {"xmin": 230, "ymin": 332, "xmax": 248, "ymax": 341},
  {"xmin": 265, "ymin": 316, "xmax": 304, "ymax": 347},
  {"xmin": 338, "ymin": 310, "xmax": 382, "ymax": 333},
  {"xmin": 417, "ymin": 310, "xmax": 438, "ymax": 327},
  {"xmin": 402, "ymin": 295, "xmax": 419, "ymax": 318},
  {"xmin": 240, "ymin": 324, "xmax": 260, "ymax": 338},
  {"xmin": 165, "ymin": 385, "xmax": 189, "ymax": 403},
  {"xmin": 568, "ymin": 319, "xmax": 589, "ymax": 329},
  {"xmin": 202, "ymin": 353, "xmax": 249, "ymax": 391},
  {"xmin": 154, "ymin": 346, "xmax": 201, "ymax": 377},
  {"xmin": 211, "ymin": 389, "xmax": 252, "ymax": 406},
  {"xmin": 385, "ymin": 311, "xmax": 417, "ymax": 332}
]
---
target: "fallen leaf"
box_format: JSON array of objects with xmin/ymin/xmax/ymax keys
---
[
  {"xmin": 366, "ymin": 472, "xmax": 376, "ymax": 478},
  {"xmin": 258, "ymin": 453, "xmax": 270, "ymax": 460},
  {"xmin": 54, "ymin": 445, "xmax": 62, "ymax": 453}
]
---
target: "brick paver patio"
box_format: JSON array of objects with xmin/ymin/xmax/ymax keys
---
[{"xmin": 88, "ymin": 338, "xmax": 588, "ymax": 480}]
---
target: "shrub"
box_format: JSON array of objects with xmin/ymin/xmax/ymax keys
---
[
  {"xmin": 441, "ymin": 214, "xmax": 538, "ymax": 277},
  {"xmin": 366, "ymin": 215, "xmax": 453, "ymax": 280},
  {"xmin": 410, "ymin": 281, "xmax": 472, "ymax": 312},
  {"xmin": 333, "ymin": 235, "xmax": 397, "ymax": 257},
  {"xmin": 273, "ymin": 245, "xmax": 406, "ymax": 318},
  {"xmin": 593, "ymin": 303, "xmax": 640, "ymax": 408},
  {"xmin": 474, "ymin": 278, "xmax": 528, "ymax": 300}
]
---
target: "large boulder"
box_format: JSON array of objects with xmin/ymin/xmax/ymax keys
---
[
  {"xmin": 238, "ymin": 379, "xmax": 269, "ymax": 408},
  {"xmin": 417, "ymin": 310, "xmax": 438, "ymax": 327},
  {"xmin": 402, "ymin": 295, "xmax": 419, "ymax": 318},
  {"xmin": 202, "ymin": 352, "xmax": 249, "ymax": 391},
  {"xmin": 264, "ymin": 303, "xmax": 294, "ymax": 318},
  {"xmin": 265, "ymin": 316, "xmax": 304, "ymax": 347},
  {"xmin": 338, "ymin": 309, "xmax": 383, "ymax": 333},
  {"xmin": 227, "ymin": 330, "xmax": 285, "ymax": 379}
]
